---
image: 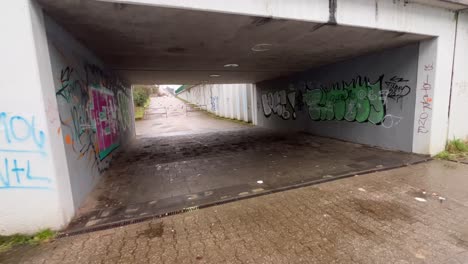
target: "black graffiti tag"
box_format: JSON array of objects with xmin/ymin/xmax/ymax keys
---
[{"xmin": 385, "ymin": 76, "xmax": 411, "ymax": 102}]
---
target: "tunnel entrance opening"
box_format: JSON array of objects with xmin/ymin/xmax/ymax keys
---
[{"xmin": 35, "ymin": 0, "xmax": 434, "ymax": 233}]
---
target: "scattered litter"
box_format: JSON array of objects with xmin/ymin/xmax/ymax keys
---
[
  {"xmin": 439, "ymin": 196, "xmax": 446, "ymax": 202},
  {"xmin": 358, "ymin": 188, "xmax": 367, "ymax": 192},
  {"xmin": 238, "ymin": 192, "xmax": 249, "ymax": 196},
  {"xmin": 323, "ymin": 214, "xmax": 330, "ymax": 218},
  {"xmin": 376, "ymin": 165, "xmax": 384, "ymax": 168},
  {"xmin": 422, "ymin": 191, "xmax": 427, "ymax": 195},
  {"xmin": 257, "ymin": 180, "xmax": 264, "ymax": 184},
  {"xmin": 414, "ymin": 197, "xmax": 427, "ymax": 202},
  {"xmin": 252, "ymin": 188, "xmax": 264, "ymax": 193},
  {"xmin": 322, "ymin": 175, "xmax": 333, "ymax": 179},
  {"xmin": 432, "ymin": 192, "xmax": 438, "ymax": 196}
]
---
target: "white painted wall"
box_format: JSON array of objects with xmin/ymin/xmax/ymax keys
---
[
  {"xmin": 0, "ymin": 0, "xmax": 73, "ymax": 235},
  {"xmin": 448, "ymin": 10, "xmax": 468, "ymax": 141},
  {"xmin": 177, "ymin": 84, "xmax": 253, "ymax": 122}
]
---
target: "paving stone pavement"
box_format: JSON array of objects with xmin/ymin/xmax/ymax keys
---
[
  {"xmin": 2, "ymin": 160, "xmax": 468, "ymax": 264},
  {"xmin": 68, "ymin": 128, "xmax": 427, "ymax": 232}
]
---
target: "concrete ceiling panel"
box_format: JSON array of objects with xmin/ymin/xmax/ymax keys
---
[{"xmin": 37, "ymin": 0, "xmax": 431, "ymax": 84}]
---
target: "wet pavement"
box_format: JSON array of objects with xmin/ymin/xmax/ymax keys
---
[
  {"xmin": 63, "ymin": 96, "xmax": 428, "ymax": 233},
  {"xmin": 136, "ymin": 96, "xmax": 249, "ymax": 138},
  {"xmin": 2, "ymin": 159, "xmax": 468, "ymax": 264}
]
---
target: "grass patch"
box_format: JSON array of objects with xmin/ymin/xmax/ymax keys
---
[
  {"xmin": 436, "ymin": 139, "xmax": 468, "ymax": 161},
  {"xmin": 0, "ymin": 229, "xmax": 55, "ymax": 253},
  {"xmin": 134, "ymin": 98, "xmax": 151, "ymax": 121},
  {"xmin": 134, "ymin": 106, "xmax": 145, "ymax": 120}
]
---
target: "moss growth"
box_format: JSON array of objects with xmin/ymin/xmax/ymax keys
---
[
  {"xmin": 0, "ymin": 229, "xmax": 55, "ymax": 253},
  {"xmin": 436, "ymin": 139, "xmax": 468, "ymax": 161}
]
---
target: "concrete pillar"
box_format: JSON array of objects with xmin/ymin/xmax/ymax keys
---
[
  {"xmin": 242, "ymin": 86, "xmax": 249, "ymax": 122},
  {"xmin": 448, "ymin": 10, "xmax": 468, "ymax": 141},
  {"xmin": 250, "ymin": 84, "xmax": 258, "ymax": 125},
  {"xmin": 0, "ymin": 0, "xmax": 74, "ymax": 234},
  {"xmin": 230, "ymin": 85, "xmax": 235, "ymax": 119}
]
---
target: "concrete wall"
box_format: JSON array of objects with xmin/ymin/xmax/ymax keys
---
[
  {"xmin": 0, "ymin": 0, "xmax": 74, "ymax": 235},
  {"xmin": 257, "ymin": 44, "xmax": 419, "ymax": 152},
  {"xmin": 178, "ymin": 84, "xmax": 253, "ymax": 122},
  {"xmin": 448, "ymin": 10, "xmax": 468, "ymax": 141},
  {"xmin": 45, "ymin": 16, "xmax": 135, "ymax": 209}
]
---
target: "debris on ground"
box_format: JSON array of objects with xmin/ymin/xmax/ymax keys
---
[{"xmin": 415, "ymin": 197, "xmax": 427, "ymax": 202}]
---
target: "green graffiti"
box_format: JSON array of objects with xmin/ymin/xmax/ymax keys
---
[{"xmin": 303, "ymin": 75, "xmax": 385, "ymax": 124}]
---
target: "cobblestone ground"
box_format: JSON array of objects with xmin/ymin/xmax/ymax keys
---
[{"xmin": 2, "ymin": 160, "xmax": 468, "ymax": 264}]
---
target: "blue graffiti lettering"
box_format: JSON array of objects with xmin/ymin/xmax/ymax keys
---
[
  {"xmin": 0, "ymin": 112, "xmax": 46, "ymax": 155},
  {"xmin": 0, "ymin": 158, "xmax": 52, "ymax": 190}
]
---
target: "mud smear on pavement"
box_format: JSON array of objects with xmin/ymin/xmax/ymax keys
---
[
  {"xmin": 139, "ymin": 222, "xmax": 164, "ymax": 239},
  {"xmin": 348, "ymin": 198, "xmax": 414, "ymax": 222}
]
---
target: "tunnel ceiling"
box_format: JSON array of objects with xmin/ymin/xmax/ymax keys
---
[{"xmin": 37, "ymin": 0, "xmax": 430, "ymax": 85}]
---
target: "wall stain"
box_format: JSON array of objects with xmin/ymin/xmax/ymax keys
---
[{"xmin": 251, "ymin": 17, "xmax": 273, "ymax": 27}]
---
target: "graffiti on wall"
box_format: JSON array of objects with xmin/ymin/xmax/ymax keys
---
[
  {"xmin": 261, "ymin": 90, "xmax": 297, "ymax": 120},
  {"xmin": 261, "ymin": 75, "xmax": 412, "ymax": 128},
  {"xmin": 91, "ymin": 88, "xmax": 119, "ymax": 160},
  {"xmin": 385, "ymin": 76, "xmax": 411, "ymax": 102},
  {"xmin": 55, "ymin": 60, "xmax": 131, "ymax": 172},
  {"xmin": 303, "ymin": 75, "xmax": 386, "ymax": 124},
  {"xmin": 417, "ymin": 64, "xmax": 434, "ymax": 134},
  {"xmin": 0, "ymin": 112, "xmax": 52, "ymax": 190},
  {"xmin": 210, "ymin": 96, "xmax": 219, "ymax": 112}
]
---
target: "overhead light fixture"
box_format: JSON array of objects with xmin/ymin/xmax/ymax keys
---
[
  {"xmin": 210, "ymin": 74, "xmax": 221, "ymax": 78},
  {"xmin": 252, "ymin": 43, "xmax": 272, "ymax": 52},
  {"xmin": 224, "ymin": 63, "xmax": 239, "ymax": 68}
]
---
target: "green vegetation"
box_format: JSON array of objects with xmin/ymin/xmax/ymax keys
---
[
  {"xmin": 133, "ymin": 85, "xmax": 155, "ymax": 120},
  {"xmin": 133, "ymin": 85, "xmax": 151, "ymax": 107},
  {"xmin": 436, "ymin": 138, "xmax": 468, "ymax": 161},
  {"xmin": 0, "ymin": 229, "xmax": 55, "ymax": 253},
  {"xmin": 134, "ymin": 99, "xmax": 150, "ymax": 120}
]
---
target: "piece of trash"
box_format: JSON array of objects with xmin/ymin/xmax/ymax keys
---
[
  {"xmin": 376, "ymin": 165, "xmax": 384, "ymax": 168},
  {"xmin": 422, "ymin": 191, "xmax": 427, "ymax": 195},
  {"xmin": 414, "ymin": 197, "xmax": 427, "ymax": 202},
  {"xmin": 358, "ymin": 188, "xmax": 367, "ymax": 192},
  {"xmin": 257, "ymin": 180, "xmax": 263, "ymax": 184},
  {"xmin": 439, "ymin": 196, "xmax": 446, "ymax": 202},
  {"xmin": 432, "ymin": 192, "xmax": 438, "ymax": 196}
]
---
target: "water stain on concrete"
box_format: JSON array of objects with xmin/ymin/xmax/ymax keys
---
[
  {"xmin": 139, "ymin": 222, "xmax": 164, "ymax": 239},
  {"xmin": 348, "ymin": 198, "xmax": 414, "ymax": 222}
]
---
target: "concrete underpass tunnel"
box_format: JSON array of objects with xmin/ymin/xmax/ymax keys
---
[{"xmin": 6, "ymin": 0, "xmax": 459, "ymax": 235}]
